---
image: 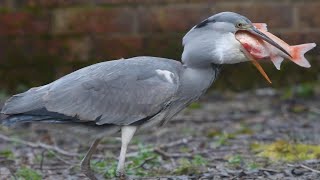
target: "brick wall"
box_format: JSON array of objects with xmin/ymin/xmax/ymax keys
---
[{"xmin": 0, "ymin": 0, "xmax": 319, "ymax": 92}]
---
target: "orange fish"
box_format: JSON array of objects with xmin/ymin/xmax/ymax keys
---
[
  {"xmin": 236, "ymin": 23, "xmax": 316, "ymax": 70},
  {"xmin": 235, "ymin": 23, "xmax": 316, "ymax": 83}
]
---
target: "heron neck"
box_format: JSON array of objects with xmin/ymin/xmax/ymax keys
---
[{"xmin": 179, "ymin": 63, "xmax": 221, "ymax": 99}]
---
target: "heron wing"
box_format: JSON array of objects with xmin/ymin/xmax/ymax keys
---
[{"xmin": 1, "ymin": 57, "xmax": 181, "ymax": 125}]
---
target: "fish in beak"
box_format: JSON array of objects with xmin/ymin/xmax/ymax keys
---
[
  {"xmin": 246, "ymin": 26, "xmax": 292, "ymax": 84},
  {"xmin": 240, "ymin": 45, "xmax": 273, "ymax": 84},
  {"xmin": 236, "ymin": 24, "xmax": 316, "ymax": 84},
  {"xmin": 247, "ymin": 27, "xmax": 292, "ymax": 58}
]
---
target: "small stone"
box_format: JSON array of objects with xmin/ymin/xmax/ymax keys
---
[{"xmin": 291, "ymin": 168, "xmax": 306, "ymax": 176}]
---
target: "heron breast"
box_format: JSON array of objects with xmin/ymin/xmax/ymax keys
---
[{"xmin": 212, "ymin": 33, "xmax": 247, "ymax": 64}]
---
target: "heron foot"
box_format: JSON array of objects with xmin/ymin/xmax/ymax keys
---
[
  {"xmin": 81, "ymin": 165, "xmax": 98, "ymax": 180},
  {"xmin": 115, "ymin": 170, "xmax": 126, "ymax": 180},
  {"xmin": 80, "ymin": 138, "xmax": 102, "ymax": 180}
]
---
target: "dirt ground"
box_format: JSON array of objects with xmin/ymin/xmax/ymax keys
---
[{"xmin": 0, "ymin": 86, "xmax": 320, "ymax": 180}]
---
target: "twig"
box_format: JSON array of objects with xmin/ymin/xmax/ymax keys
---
[
  {"xmin": 126, "ymin": 137, "xmax": 194, "ymax": 158},
  {"xmin": 131, "ymin": 156, "xmax": 157, "ymax": 170},
  {"xmin": 49, "ymin": 151, "xmax": 78, "ymax": 166},
  {"xmin": 0, "ymin": 134, "xmax": 80, "ymax": 157},
  {"xmin": 154, "ymin": 148, "xmax": 193, "ymax": 158},
  {"xmin": 287, "ymin": 163, "xmax": 296, "ymax": 167},
  {"xmin": 288, "ymin": 163, "xmax": 320, "ymax": 174},
  {"xmin": 158, "ymin": 136, "xmax": 193, "ymax": 149},
  {"xmin": 0, "ymin": 134, "xmax": 104, "ymax": 159},
  {"xmin": 39, "ymin": 150, "xmax": 46, "ymax": 171},
  {"xmin": 309, "ymin": 107, "xmax": 320, "ymax": 115},
  {"xmin": 153, "ymin": 148, "xmax": 171, "ymax": 158},
  {"xmin": 300, "ymin": 164, "xmax": 320, "ymax": 174}
]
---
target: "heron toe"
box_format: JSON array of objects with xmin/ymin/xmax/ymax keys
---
[
  {"xmin": 115, "ymin": 170, "xmax": 127, "ymax": 180},
  {"xmin": 81, "ymin": 167, "xmax": 98, "ymax": 180}
]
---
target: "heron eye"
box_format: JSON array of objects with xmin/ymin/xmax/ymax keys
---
[{"xmin": 236, "ymin": 23, "xmax": 243, "ymax": 28}]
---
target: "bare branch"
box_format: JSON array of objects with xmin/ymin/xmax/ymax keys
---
[
  {"xmin": 300, "ymin": 164, "xmax": 320, "ymax": 174},
  {"xmin": 130, "ymin": 156, "xmax": 157, "ymax": 170},
  {"xmin": 127, "ymin": 137, "xmax": 194, "ymax": 158},
  {"xmin": 154, "ymin": 148, "xmax": 193, "ymax": 158},
  {"xmin": 0, "ymin": 134, "xmax": 104, "ymax": 159}
]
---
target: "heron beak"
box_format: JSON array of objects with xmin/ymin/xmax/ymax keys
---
[{"xmin": 247, "ymin": 27, "xmax": 292, "ymax": 58}]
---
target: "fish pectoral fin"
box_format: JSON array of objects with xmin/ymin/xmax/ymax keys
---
[{"xmin": 271, "ymin": 56, "xmax": 284, "ymax": 70}]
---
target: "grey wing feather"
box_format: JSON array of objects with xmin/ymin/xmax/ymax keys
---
[
  {"xmin": 1, "ymin": 84, "xmax": 50, "ymax": 114},
  {"xmin": 1, "ymin": 57, "xmax": 181, "ymax": 125}
]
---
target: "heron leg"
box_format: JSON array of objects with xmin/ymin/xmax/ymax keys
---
[
  {"xmin": 116, "ymin": 126, "xmax": 137, "ymax": 178},
  {"xmin": 80, "ymin": 138, "xmax": 102, "ymax": 180}
]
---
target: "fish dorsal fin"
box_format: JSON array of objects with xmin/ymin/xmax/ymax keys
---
[{"xmin": 253, "ymin": 23, "xmax": 268, "ymax": 31}]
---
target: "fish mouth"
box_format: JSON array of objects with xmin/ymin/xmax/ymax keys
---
[{"xmin": 247, "ymin": 27, "xmax": 292, "ymax": 58}]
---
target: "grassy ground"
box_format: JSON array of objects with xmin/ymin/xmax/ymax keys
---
[{"xmin": 0, "ymin": 84, "xmax": 320, "ymax": 180}]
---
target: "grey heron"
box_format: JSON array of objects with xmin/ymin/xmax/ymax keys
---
[{"xmin": 1, "ymin": 12, "xmax": 291, "ymax": 179}]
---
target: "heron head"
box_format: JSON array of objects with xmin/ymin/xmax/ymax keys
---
[{"xmin": 182, "ymin": 12, "xmax": 289, "ymax": 83}]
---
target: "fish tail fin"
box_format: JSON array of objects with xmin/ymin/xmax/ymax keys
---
[{"xmin": 290, "ymin": 43, "xmax": 316, "ymax": 68}]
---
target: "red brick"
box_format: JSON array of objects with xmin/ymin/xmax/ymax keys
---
[
  {"xmin": 0, "ymin": 37, "xmax": 56, "ymax": 64},
  {"xmin": 0, "ymin": 37, "xmax": 59, "ymax": 90},
  {"xmin": 0, "ymin": 12, "xmax": 50, "ymax": 36},
  {"xmin": 298, "ymin": 3, "xmax": 320, "ymax": 28},
  {"xmin": 47, "ymin": 37, "xmax": 92, "ymax": 62},
  {"xmin": 0, "ymin": 36, "xmax": 93, "ymax": 66},
  {"xmin": 15, "ymin": 0, "xmax": 87, "ymax": 8},
  {"xmin": 0, "ymin": 0, "xmax": 15, "ymax": 8},
  {"xmin": 90, "ymin": 35, "xmax": 143, "ymax": 60},
  {"xmin": 213, "ymin": 3, "xmax": 294, "ymax": 29},
  {"xmin": 142, "ymin": 34, "xmax": 183, "ymax": 59},
  {"xmin": 15, "ymin": 0, "xmax": 218, "ymax": 8},
  {"xmin": 0, "ymin": 36, "xmax": 94, "ymax": 90},
  {"xmin": 137, "ymin": 6, "xmax": 212, "ymax": 33},
  {"xmin": 94, "ymin": 0, "xmax": 217, "ymax": 5},
  {"xmin": 52, "ymin": 7, "xmax": 135, "ymax": 35},
  {"xmin": 0, "ymin": 1, "xmax": 6, "ymax": 7}
]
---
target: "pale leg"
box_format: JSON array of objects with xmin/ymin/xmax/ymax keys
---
[
  {"xmin": 116, "ymin": 126, "xmax": 137, "ymax": 178},
  {"xmin": 80, "ymin": 138, "xmax": 102, "ymax": 180}
]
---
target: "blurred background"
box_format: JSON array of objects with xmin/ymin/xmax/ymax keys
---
[
  {"xmin": 0, "ymin": 0, "xmax": 319, "ymax": 94},
  {"xmin": 1, "ymin": 1, "xmax": 320, "ymax": 179}
]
